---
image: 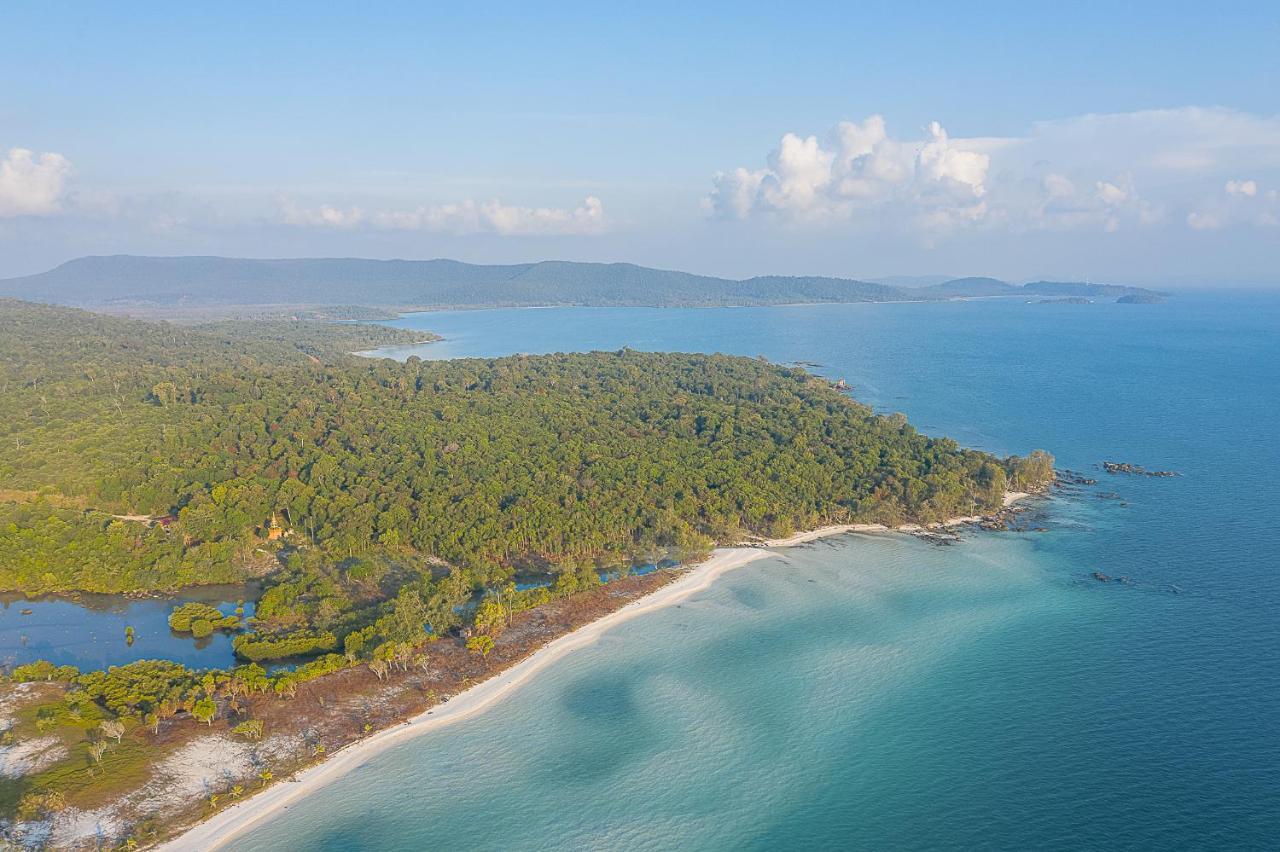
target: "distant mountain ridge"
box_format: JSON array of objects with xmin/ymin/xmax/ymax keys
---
[{"xmin": 0, "ymin": 255, "xmax": 1165, "ymax": 309}]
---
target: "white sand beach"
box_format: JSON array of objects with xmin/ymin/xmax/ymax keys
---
[
  {"xmin": 161, "ymin": 547, "xmax": 772, "ymax": 851},
  {"xmin": 163, "ymin": 493, "xmax": 1033, "ymax": 851}
]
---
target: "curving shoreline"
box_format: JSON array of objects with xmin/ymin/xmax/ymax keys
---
[{"xmin": 161, "ymin": 494, "xmax": 1032, "ymax": 851}]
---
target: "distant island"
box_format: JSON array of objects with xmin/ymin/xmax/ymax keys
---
[
  {"xmin": 0, "ymin": 256, "xmax": 1166, "ymax": 313},
  {"xmin": 1116, "ymin": 292, "xmax": 1166, "ymax": 304}
]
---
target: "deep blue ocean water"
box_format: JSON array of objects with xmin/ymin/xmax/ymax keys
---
[{"xmin": 244, "ymin": 293, "xmax": 1279, "ymax": 850}]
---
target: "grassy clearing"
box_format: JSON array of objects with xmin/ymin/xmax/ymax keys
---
[
  {"xmin": 23, "ymin": 736, "xmax": 158, "ymax": 811},
  {"xmin": 1, "ymin": 692, "xmax": 175, "ymax": 818}
]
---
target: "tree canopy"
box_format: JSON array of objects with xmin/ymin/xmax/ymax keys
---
[
  {"xmin": 0, "ymin": 298, "xmax": 1057, "ymax": 765},
  {"xmin": 0, "ymin": 298, "xmax": 1051, "ymax": 600}
]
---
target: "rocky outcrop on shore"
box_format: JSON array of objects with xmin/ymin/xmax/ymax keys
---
[{"xmin": 970, "ymin": 489, "xmax": 1049, "ymax": 532}]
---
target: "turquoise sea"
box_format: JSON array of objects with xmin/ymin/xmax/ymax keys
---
[{"xmin": 244, "ymin": 293, "xmax": 1279, "ymax": 850}]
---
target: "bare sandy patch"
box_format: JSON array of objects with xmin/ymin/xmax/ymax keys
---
[
  {"xmin": 141, "ymin": 736, "xmax": 257, "ymax": 810},
  {"xmin": 0, "ymin": 736, "xmax": 67, "ymax": 778}
]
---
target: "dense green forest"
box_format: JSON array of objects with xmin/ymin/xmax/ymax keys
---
[{"xmin": 0, "ymin": 298, "xmax": 1052, "ymax": 667}]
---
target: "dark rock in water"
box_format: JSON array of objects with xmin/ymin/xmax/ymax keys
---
[
  {"xmin": 1116, "ymin": 292, "xmax": 1165, "ymax": 304},
  {"xmin": 1103, "ymin": 461, "xmax": 1179, "ymax": 477},
  {"xmin": 911, "ymin": 529, "xmax": 961, "ymax": 546},
  {"xmin": 1092, "ymin": 571, "xmax": 1111, "ymax": 583}
]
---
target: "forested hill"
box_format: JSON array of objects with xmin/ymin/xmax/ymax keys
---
[
  {"xmin": 0, "ymin": 299, "xmax": 438, "ymax": 368},
  {"xmin": 0, "ymin": 299, "xmax": 1053, "ymax": 595},
  {"xmin": 0, "ymin": 255, "xmax": 1164, "ymax": 309}
]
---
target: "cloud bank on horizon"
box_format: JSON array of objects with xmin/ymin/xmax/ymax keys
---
[
  {"xmin": 278, "ymin": 196, "xmax": 606, "ymax": 236},
  {"xmin": 2, "ymin": 106, "xmax": 1278, "ymax": 282},
  {"xmin": 705, "ymin": 107, "xmax": 1280, "ymax": 237}
]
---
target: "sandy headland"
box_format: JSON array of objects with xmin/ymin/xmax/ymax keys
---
[{"xmin": 163, "ymin": 492, "xmax": 1034, "ymax": 851}]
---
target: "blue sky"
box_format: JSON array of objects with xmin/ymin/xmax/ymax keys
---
[{"xmin": 2, "ymin": 1, "xmax": 1278, "ymax": 283}]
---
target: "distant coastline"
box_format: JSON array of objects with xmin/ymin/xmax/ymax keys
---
[
  {"xmin": 0, "ymin": 255, "xmax": 1166, "ymax": 316},
  {"xmin": 162, "ymin": 492, "xmax": 1036, "ymax": 852}
]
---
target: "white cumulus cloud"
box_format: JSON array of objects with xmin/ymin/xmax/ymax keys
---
[
  {"xmin": 1225, "ymin": 179, "xmax": 1258, "ymax": 197},
  {"xmin": 1095, "ymin": 179, "xmax": 1130, "ymax": 206},
  {"xmin": 918, "ymin": 121, "xmax": 989, "ymax": 196},
  {"xmin": 1186, "ymin": 179, "xmax": 1278, "ymax": 231},
  {"xmin": 281, "ymin": 196, "xmax": 605, "ymax": 236},
  {"xmin": 706, "ymin": 115, "xmax": 990, "ymax": 228},
  {"xmin": 0, "ymin": 147, "xmax": 73, "ymax": 217},
  {"xmin": 1186, "ymin": 211, "xmax": 1222, "ymax": 231},
  {"xmin": 708, "ymin": 107, "xmax": 1280, "ymax": 236},
  {"xmin": 280, "ymin": 201, "xmax": 366, "ymax": 229}
]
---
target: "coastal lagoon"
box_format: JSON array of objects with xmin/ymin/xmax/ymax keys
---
[
  {"xmin": 0, "ymin": 589, "xmax": 255, "ymax": 672},
  {"xmin": 245, "ymin": 293, "xmax": 1277, "ymax": 849}
]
